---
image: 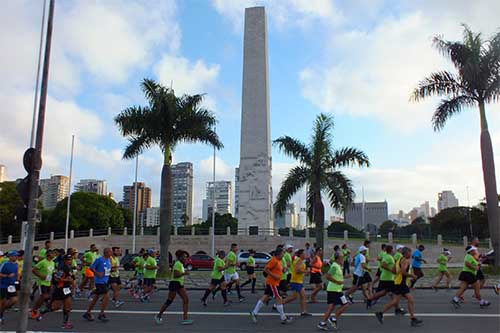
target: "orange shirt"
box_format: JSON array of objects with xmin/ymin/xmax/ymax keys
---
[
  {"xmin": 311, "ymin": 255, "xmax": 323, "ymax": 273},
  {"xmin": 265, "ymin": 257, "xmax": 283, "ymax": 286}
]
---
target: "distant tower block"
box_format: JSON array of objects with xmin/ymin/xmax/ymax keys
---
[{"xmin": 238, "ymin": 7, "xmax": 273, "ymax": 234}]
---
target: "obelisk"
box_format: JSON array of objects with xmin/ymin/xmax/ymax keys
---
[{"xmin": 238, "ymin": 7, "xmax": 273, "ymax": 234}]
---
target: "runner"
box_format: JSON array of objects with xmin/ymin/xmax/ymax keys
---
[
  {"xmin": 367, "ymin": 245, "xmax": 397, "ymax": 308},
  {"xmin": 471, "ymin": 237, "xmax": 486, "ymax": 289},
  {"xmin": 373, "ymin": 244, "xmax": 387, "ymax": 287},
  {"xmin": 240, "ymin": 249, "xmax": 257, "ymax": 294},
  {"xmin": 36, "ymin": 254, "xmax": 75, "ymax": 329},
  {"xmin": 130, "ymin": 249, "xmax": 146, "ymax": 298},
  {"xmin": 432, "ymin": 248, "xmax": 452, "ymax": 290},
  {"xmin": 341, "ymin": 244, "xmax": 351, "ymax": 276},
  {"xmin": 83, "ymin": 247, "xmax": 112, "ymax": 323},
  {"xmin": 279, "ymin": 245, "xmax": 293, "ymax": 297},
  {"xmin": 375, "ymin": 247, "xmax": 423, "ymax": 327},
  {"xmin": 308, "ymin": 247, "xmax": 323, "ymax": 303},
  {"xmin": 38, "ymin": 240, "xmax": 52, "ymax": 261},
  {"xmin": 224, "ymin": 243, "xmax": 244, "ymax": 302},
  {"xmin": 78, "ymin": 244, "xmax": 99, "ymax": 299},
  {"xmin": 31, "ymin": 249, "xmax": 56, "ymax": 319},
  {"xmin": 0, "ymin": 251, "xmax": 19, "ymax": 325},
  {"xmin": 451, "ymin": 246, "xmax": 490, "ymax": 309},
  {"xmin": 201, "ymin": 250, "xmax": 229, "ymax": 306},
  {"xmin": 29, "ymin": 241, "xmax": 51, "ymax": 301},
  {"xmin": 317, "ymin": 251, "xmax": 350, "ymax": 330},
  {"xmin": 141, "ymin": 249, "xmax": 158, "ymax": 302},
  {"xmin": 155, "ymin": 250, "xmax": 193, "ymax": 325},
  {"xmin": 109, "ymin": 247, "xmax": 124, "ymax": 307},
  {"xmin": 249, "ymin": 247, "xmax": 292, "ymax": 325},
  {"xmin": 345, "ymin": 245, "xmax": 372, "ymax": 302},
  {"xmin": 410, "ymin": 245, "xmax": 426, "ymax": 288},
  {"xmin": 394, "ymin": 245, "xmax": 404, "ymax": 263},
  {"xmin": 362, "ymin": 240, "xmax": 374, "ymax": 292},
  {"xmin": 283, "ymin": 249, "xmax": 310, "ymax": 316}
]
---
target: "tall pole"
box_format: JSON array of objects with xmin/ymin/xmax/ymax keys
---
[
  {"xmin": 211, "ymin": 127, "xmax": 216, "ymax": 257},
  {"xmin": 467, "ymin": 185, "xmax": 473, "ymax": 237},
  {"xmin": 132, "ymin": 155, "xmax": 138, "ymax": 253},
  {"xmin": 30, "ymin": 0, "xmax": 47, "ymax": 148},
  {"xmin": 18, "ymin": 1, "xmax": 55, "ymax": 332},
  {"xmin": 361, "ymin": 186, "xmax": 366, "ymax": 231},
  {"xmin": 64, "ymin": 135, "xmax": 75, "ymax": 251}
]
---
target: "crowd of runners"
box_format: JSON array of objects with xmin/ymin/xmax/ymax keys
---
[{"xmin": 0, "ymin": 237, "xmax": 498, "ymax": 330}]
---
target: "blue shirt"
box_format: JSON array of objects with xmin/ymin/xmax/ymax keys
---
[
  {"xmin": 353, "ymin": 253, "xmax": 366, "ymax": 277},
  {"xmin": 0, "ymin": 261, "xmax": 18, "ymax": 288},
  {"xmin": 412, "ymin": 250, "xmax": 423, "ymax": 268},
  {"xmin": 91, "ymin": 256, "xmax": 111, "ymax": 285}
]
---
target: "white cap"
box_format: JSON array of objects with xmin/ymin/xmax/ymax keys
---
[
  {"xmin": 466, "ymin": 246, "xmax": 477, "ymax": 253},
  {"xmin": 396, "ymin": 244, "xmax": 404, "ymax": 250},
  {"xmin": 445, "ymin": 251, "xmax": 452, "ymax": 256},
  {"xmin": 359, "ymin": 245, "xmax": 369, "ymax": 252},
  {"xmin": 0, "ymin": 250, "xmax": 3, "ymax": 256},
  {"xmin": 285, "ymin": 244, "xmax": 294, "ymax": 250}
]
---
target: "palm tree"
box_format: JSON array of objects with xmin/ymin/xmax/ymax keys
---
[
  {"xmin": 115, "ymin": 79, "xmax": 222, "ymax": 274},
  {"xmin": 411, "ymin": 25, "xmax": 500, "ymax": 265},
  {"xmin": 274, "ymin": 113, "xmax": 370, "ymax": 252}
]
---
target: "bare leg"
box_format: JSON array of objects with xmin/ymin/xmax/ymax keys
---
[
  {"xmin": 100, "ymin": 292, "xmax": 109, "ymax": 315},
  {"xmin": 178, "ymin": 288, "xmax": 189, "ymax": 320},
  {"xmin": 405, "ymin": 293, "xmax": 416, "ymax": 319},
  {"xmin": 433, "ymin": 272, "xmax": 443, "ymax": 288},
  {"xmin": 321, "ymin": 304, "xmax": 335, "ymax": 322}
]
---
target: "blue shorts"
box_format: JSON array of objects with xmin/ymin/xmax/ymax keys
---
[{"xmin": 289, "ymin": 282, "xmax": 304, "ymax": 292}]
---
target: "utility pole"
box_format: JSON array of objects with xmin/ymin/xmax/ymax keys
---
[
  {"xmin": 211, "ymin": 127, "xmax": 216, "ymax": 257},
  {"xmin": 17, "ymin": 1, "xmax": 55, "ymax": 331},
  {"xmin": 132, "ymin": 155, "xmax": 139, "ymax": 253},
  {"xmin": 64, "ymin": 134, "xmax": 75, "ymax": 251}
]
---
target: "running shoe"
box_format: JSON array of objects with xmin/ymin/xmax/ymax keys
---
[
  {"xmin": 272, "ymin": 304, "xmax": 278, "ymax": 311},
  {"xmin": 239, "ymin": 296, "xmax": 245, "ymax": 303},
  {"xmin": 281, "ymin": 316, "xmax": 293, "ymax": 325},
  {"xmin": 114, "ymin": 300, "xmax": 125, "ymax": 308},
  {"xmin": 395, "ymin": 307, "xmax": 407, "ymax": 315},
  {"xmin": 347, "ymin": 295, "xmax": 354, "ymax": 304},
  {"xmin": 327, "ymin": 316, "xmax": 337, "ymax": 327},
  {"xmin": 317, "ymin": 322, "xmax": 329, "ymax": 331},
  {"xmin": 249, "ymin": 311, "xmax": 257, "ymax": 323},
  {"xmin": 82, "ymin": 312, "xmax": 94, "ymax": 321},
  {"xmin": 300, "ymin": 312, "xmax": 312, "ymax": 317},
  {"xmin": 366, "ymin": 299, "xmax": 372, "ymax": 309},
  {"xmin": 480, "ymin": 300, "xmax": 491, "ymax": 308},
  {"xmin": 451, "ymin": 298, "xmax": 461, "ymax": 309},
  {"xmin": 411, "ymin": 318, "xmax": 423, "ymax": 327},
  {"xmin": 62, "ymin": 321, "xmax": 74, "ymax": 329},
  {"xmin": 98, "ymin": 314, "xmax": 109, "ymax": 322},
  {"xmin": 201, "ymin": 299, "xmax": 207, "ymax": 306},
  {"xmin": 223, "ymin": 301, "xmax": 231, "ymax": 307},
  {"xmin": 375, "ymin": 312, "xmax": 384, "ymax": 324},
  {"xmin": 154, "ymin": 315, "xmax": 163, "ymax": 325},
  {"xmin": 495, "ymin": 285, "xmax": 500, "ymax": 295},
  {"xmin": 36, "ymin": 314, "xmax": 43, "ymax": 322},
  {"xmin": 181, "ymin": 319, "xmax": 194, "ymax": 325}
]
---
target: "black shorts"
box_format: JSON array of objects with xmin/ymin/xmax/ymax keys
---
[
  {"xmin": 264, "ymin": 284, "xmax": 280, "ymax": 299},
  {"xmin": 376, "ymin": 281, "xmax": 395, "ymax": 293},
  {"xmin": 286, "ymin": 273, "xmax": 292, "ymax": 283},
  {"xmin": 394, "ymin": 284, "xmax": 410, "ymax": 295},
  {"xmin": 458, "ymin": 271, "xmax": 477, "ymax": 285},
  {"xmin": 327, "ymin": 291, "xmax": 348, "ymax": 305},
  {"xmin": 476, "ymin": 269, "xmax": 485, "ymax": 281},
  {"xmin": 52, "ymin": 287, "xmax": 72, "ymax": 300},
  {"xmin": 95, "ymin": 283, "xmax": 109, "ymax": 295},
  {"xmin": 38, "ymin": 285, "xmax": 51, "ymax": 295},
  {"xmin": 0, "ymin": 288, "xmax": 17, "ymax": 300},
  {"xmin": 352, "ymin": 274, "xmax": 366, "ymax": 286},
  {"xmin": 413, "ymin": 267, "xmax": 424, "ymax": 277},
  {"xmin": 210, "ymin": 278, "xmax": 224, "ymax": 286},
  {"xmin": 246, "ymin": 267, "xmax": 255, "ymax": 275},
  {"xmin": 376, "ymin": 269, "xmax": 381, "ymax": 277},
  {"xmin": 279, "ymin": 279, "xmax": 289, "ymax": 292},
  {"xmin": 168, "ymin": 281, "xmax": 184, "ymax": 292},
  {"xmin": 108, "ymin": 277, "xmax": 121, "ymax": 285},
  {"xmin": 310, "ymin": 272, "xmax": 322, "ymax": 284},
  {"xmin": 144, "ymin": 278, "xmax": 156, "ymax": 287},
  {"xmin": 363, "ymin": 271, "xmax": 372, "ymax": 283}
]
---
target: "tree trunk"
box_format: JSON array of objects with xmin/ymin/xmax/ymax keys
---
[
  {"xmin": 314, "ymin": 191, "xmax": 325, "ymax": 257},
  {"xmin": 158, "ymin": 149, "xmax": 173, "ymax": 276},
  {"xmin": 479, "ymin": 101, "xmax": 500, "ymax": 267}
]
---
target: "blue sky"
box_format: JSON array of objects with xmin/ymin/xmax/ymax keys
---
[{"xmin": 1, "ymin": 0, "xmax": 500, "ymax": 219}]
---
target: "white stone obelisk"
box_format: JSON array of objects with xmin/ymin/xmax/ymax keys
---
[{"xmin": 238, "ymin": 7, "xmax": 273, "ymax": 235}]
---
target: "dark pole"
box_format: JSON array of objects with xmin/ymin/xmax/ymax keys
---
[{"xmin": 17, "ymin": 1, "xmax": 55, "ymax": 331}]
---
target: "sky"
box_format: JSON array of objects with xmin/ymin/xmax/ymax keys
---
[{"xmin": 1, "ymin": 0, "xmax": 500, "ymax": 220}]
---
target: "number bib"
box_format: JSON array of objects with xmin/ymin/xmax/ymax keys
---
[
  {"xmin": 7, "ymin": 285, "xmax": 16, "ymax": 293},
  {"xmin": 340, "ymin": 295, "xmax": 347, "ymax": 305},
  {"xmin": 104, "ymin": 268, "xmax": 111, "ymax": 276},
  {"xmin": 63, "ymin": 287, "xmax": 71, "ymax": 295},
  {"xmin": 46, "ymin": 274, "xmax": 52, "ymax": 282}
]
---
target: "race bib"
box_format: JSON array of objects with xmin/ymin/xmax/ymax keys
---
[
  {"xmin": 104, "ymin": 268, "xmax": 111, "ymax": 276},
  {"xmin": 340, "ymin": 295, "xmax": 348, "ymax": 305},
  {"xmin": 7, "ymin": 285, "xmax": 16, "ymax": 293},
  {"xmin": 63, "ymin": 287, "xmax": 71, "ymax": 295},
  {"xmin": 46, "ymin": 274, "xmax": 52, "ymax": 282}
]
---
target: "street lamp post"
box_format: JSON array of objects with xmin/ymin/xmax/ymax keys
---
[
  {"xmin": 132, "ymin": 155, "xmax": 139, "ymax": 253},
  {"xmin": 64, "ymin": 134, "xmax": 75, "ymax": 251},
  {"xmin": 211, "ymin": 128, "xmax": 216, "ymax": 257}
]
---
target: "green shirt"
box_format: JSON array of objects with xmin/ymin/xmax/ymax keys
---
[
  {"xmin": 281, "ymin": 252, "xmax": 292, "ymax": 279},
  {"xmin": 133, "ymin": 256, "xmax": 145, "ymax": 273},
  {"xmin": 225, "ymin": 251, "xmax": 237, "ymax": 274},
  {"xmin": 437, "ymin": 254, "xmax": 448, "ymax": 272},
  {"xmin": 463, "ymin": 254, "xmax": 478, "ymax": 275},
  {"xmin": 342, "ymin": 249, "xmax": 350, "ymax": 262},
  {"xmin": 143, "ymin": 256, "xmax": 157, "ymax": 279},
  {"xmin": 380, "ymin": 253, "xmax": 395, "ymax": 281},
  {"xmin": 326, "ymin": 262, "xmax": 343, "ymax": 292},
  {"xmin": 171, "ymin": 260, "xmax": 185, "ymax": 285},
  {"xmin": 35, "ymin": 259, "xmax": 55, "ymax": 286},
  {"xmin": 211, "ymin": 257, "xmax": 225, "ymax": 280},
  {"xmin": 110, "ymin": 256, "xmax": 120, "ymax": 278},
  {"xmin": 83, "ymin": 251, "xmax": 97, "ymax": 268},
  {"xmin": 377, "ymin": 251, "xmax": 386, "ymax": 269},
  {"xmin": 39, "ymin": 248, "xmax": 47, "ymax": 260},
  {"xmin": 247, "ymin": 256, "xmax": 256, "ymax": 267},
  {"xmin": 394, "ymin": 252, "xmax": 402, "ymax": 263}
]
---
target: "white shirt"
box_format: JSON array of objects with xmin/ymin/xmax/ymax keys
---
[{"xmin": 353, "ymin": 253, "xmax": 366, "ymax": 277}]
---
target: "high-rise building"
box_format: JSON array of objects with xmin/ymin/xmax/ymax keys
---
[
  {"xmin": 419, "ymin": 201, "xmax": 430, "ymax": 218},
  {"xmin": 172, "ymin": 162, "xmax": 194, "ymax": 226},
  {"xmin": 145, "ymin": 207, "xmax": 160, "ymax": 227},
  {"xmin": 75, "ymin": 179, "xmax": 107, "ymax": 195},
  {"xmin": 234, "ymin": 167, "xmax": 239, "ymax": 218},
  {"xmin": 430, "ymin": 207, "xmax": 437, "ymax": 217},
  {"xmin": 0, "ymin": 164, "xmax": 6, "ymax": 182},
  {"xmin": 437, "ymin": 190, "xmax": 459, "ymax": 212},
  {"xmin": 203, "ymin": 181, "xmax": 232, "ymax": 221},
  {"xmin": 39, "ymin": 175, "xmax": 69, "ymax": 209},
  {"xmin": 121, "ymin": 182, "xmax": 152, "ymax": 226},
  {"xmin": 344, "ymin": 201, "xmax": 388, "ymax": 231},
  {"xmin": 274, "ymin": 203, "xmax": 299, "ymax": 229}
]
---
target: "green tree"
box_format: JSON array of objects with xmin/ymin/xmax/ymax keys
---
[
  {"xmin": 274, "ymin": 114, "xmax": 370, "ymax": 253},
  {"xmin": 327, "ymin": 222, "xmax": 364, "ymax": 238},
  {"xmin": 430, "ymin": 206, "xmax": 489, "ymax": 239},
  {"xmin": 192, "ymin": 213, "xmax": 238, "ymax": 233},
  {"xmin": 411, "ymin": 25, "xmax": 500, "ymax": 265},
  {"xmin": 379, "ymin": 220, "xmax": 398, "ymax": 237},
  {"xmin": 0, "ymin": 181, "xmax": 24, "ymax": 237},
  {"xmin": 115, "ymin": 79, "xmax": 222, "ymax": 274}
]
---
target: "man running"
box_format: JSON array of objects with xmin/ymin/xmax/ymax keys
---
[
  {"xmin": 375, "ymin": 247, "xmax": 423, "ymax": 327},
  {"xmin": 109, "ymin": 247, "xmax": 124, "ymax": 307},
  {"xmin": 451, "ymin": 246, "xmax": 490, "ymax": 309},
  {"xmin": 78, "ymin": 244, "xmax": 99, "ymax": 298},
  {"xmin": 224, "ymin": 243, "xmax": 244, "ymax": 302},
  {"xmin": 317, "ymin": 251, "xmax": 350, "ymax": 330},
  {"xmin": 31, "ymin": 249, "xmax": 56, "ymax": 319},
  {"xmin": 283, "ymin": 249, "xmax": 310, "ymax": 316},
  {"xmin": 308, "ymin": 247, "xmax": 323, "ymax": 303},
  {"xmin": 0, "ymin": 251, "xmax": 19, "ymax": 325},
  {"xmin": 373, "ymin": 244, "xmax": 387, "ymax": 287},
  {"xmin": 240, "ymin": 249, "xmax": 257, "ymax": 294},
  {"xmin": 345, "ymin": 245, "xmax": 372, "ymax": 302},
  {"xmin": 155, "ymin": 250, "xmax": 192, "ymax": 325},
  {"xmin": 367, "ymin": 245, "xmax": 397, "ymax": 308},
  {"xmin": 250, "ymin": 247, "xmax": 292, "ymax": 325},
  {"xmin": 471, "ymin": 237, "xmax": 486, "ymax": 289},
  {"xmin": 279, "ymin": 245, "xmax": 293, "ymax": 297},
  {"xmin": 83, "ymin": 247, "xmax": 112, "ymax": 323},
  {"xmin": 432, "ymin": 248, "xmax": 452, "ymax": 290},
  {"xmin": 410, "ymin": 245, "xmax": 426, "ymax": 288},
  {"xmin": 130, "ymin": 249, "xmax": 146, "ymax": 298},
  {"xmin": 141, "ymin": 249, "xmax": 158, "ymax": 302},
  {"xmin": 201, "ymin": 250, "xmax": 229, "ymax": 306}
]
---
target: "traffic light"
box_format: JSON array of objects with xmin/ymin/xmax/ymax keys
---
[{"xmin": 16, "ymin": 148, "xmax": 42, "ymax": 221}]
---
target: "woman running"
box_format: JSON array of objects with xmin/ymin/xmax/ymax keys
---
[
  {"xmin": 308, "ymin": 248, "xmax": 323, "ymax": 303},
  {"xmin": 201, "ymin": 250, "xmax": 229, "ymax": 306},
  {"xmin": 283, "ymin": 249, "xmax": 310, "ymax": 316},
  {"xmin": 240, "ymin": 249, "xmax": 257, "ymax": 293},
  {"xmin": 432, "ymin": 249, "xmax": 452, "ymax": 290}
]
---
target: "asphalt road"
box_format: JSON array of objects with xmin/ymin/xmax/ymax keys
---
[{"xmin": 2, "ymin": 289, "xmax": 499, "ymax": 332}]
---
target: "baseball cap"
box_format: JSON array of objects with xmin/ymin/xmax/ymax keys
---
[
  {"xmin": 147, "ymin": 248, "xmax": 155, "ymax": 255},
  {"xmin": 466, "ymin": 246, "xmax": 477, "ymax": 253},
  {"xmin": 358, "ymin": 245, "xmax": 369, "ymax": 252},
  {"xmin": 396, "ymin": 244, "xmax": 404, "ymax": 250},
  {"xmin": 7, "ymin": 250, "xmax": 19, "ymax": 257},
  {"xmin": 285, "ymin": 244, "xmax": 294, "ymax": 250},
  {"xmin": 64, "ymin": 254, "xmax": 73, "ymax": 260}
]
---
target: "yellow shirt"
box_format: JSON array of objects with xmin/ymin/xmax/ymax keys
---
[{"xmin": 290, "ymin": 257, "xmax": 305, "ymax": 284}]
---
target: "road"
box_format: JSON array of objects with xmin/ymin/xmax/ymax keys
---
[{"xmin": 2, "ymin": 289, "xmax": 499, "ymax": 332}]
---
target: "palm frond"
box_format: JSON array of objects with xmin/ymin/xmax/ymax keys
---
[
  {"xmin": 275, "ymin": 166, "xmax": 309, "ymax": 216},
  {"xmin": 114, "ymin": 106, "xmax": 150, "ymax": 137},
  {"xmin": 432, "ymin": 95, "xmax": 476, "ymax": 131},
  {"xmin": 123, "ymin": 134, "xmax": 153, "ymax": 159},
  {"xmin": 410, "ymin": 71, "xmax": 465, "ymax": 101},
  {"xmin": 330, "ymin": 147, "xmax": 370, "ymax": 169},
  {"xmin": 311, "ymin": 114, "xmax": 334, "ymax": 172},
  {"xmin": 273, "ymin": 136, "xmax": 311, "ymax": 163},
  {"xmin": 324, "ymin": 171, "xmax": 355, "ymax": 212}
]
